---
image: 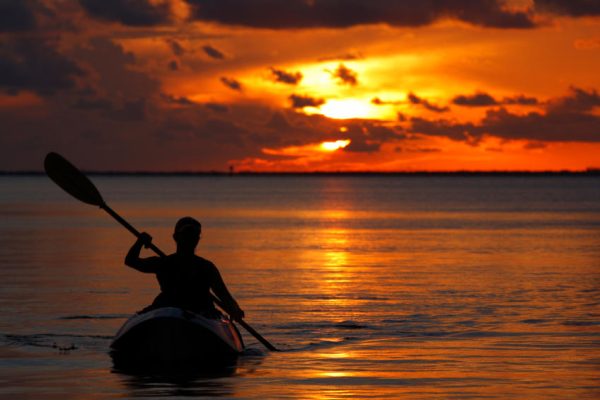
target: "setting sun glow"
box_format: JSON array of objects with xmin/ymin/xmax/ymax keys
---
[
  {"xmin": 319, "ymin": 99, "xmax": 378, "ymax": 119},
  {"xmin": 321, "ymin": 140, "xmax": 351, "ymax": 152},
  {"xmin": 1, "ymin": 1, "xmax": 600, "ymax": 173}
]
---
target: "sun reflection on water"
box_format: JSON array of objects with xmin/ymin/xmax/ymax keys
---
[
  {"xmin": 320, "ymin": 371, "xmax": 352, "ymax": 378},
  {"xmin": 318, "ymin": 351, "xmax": 352, "ymax": 359}
]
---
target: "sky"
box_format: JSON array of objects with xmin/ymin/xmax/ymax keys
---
[{"xmin": 1, "ymin": 0, "xmax": 599, "ymax": 172}]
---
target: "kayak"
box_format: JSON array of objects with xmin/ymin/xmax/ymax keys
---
[{"xmin": 110, "ymin": 307, "xmax": 244, "ymax": 366}]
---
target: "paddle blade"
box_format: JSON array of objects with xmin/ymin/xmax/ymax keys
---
[{"xmin": 44, "ymin": 152, "xmax": 105, "ymax": 207}]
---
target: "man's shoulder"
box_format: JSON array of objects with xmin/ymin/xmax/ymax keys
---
[
  {"xmin": 193, "ymin": 256, "xmax": 219, "ymax": 277},
  {"xmin": 193, "ymin": 255, "xmax": 216, "ymax": 267}
]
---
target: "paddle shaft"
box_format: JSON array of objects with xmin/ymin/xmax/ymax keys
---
[
  {"xmin": 100, "ymin": 204, "xmax": 280, "ymax": 351},
  {"xmin": 236, "ymin": 319, "xmax": 278, "ymax": 351},
  {"xmin": 101, "ymin": 204, "xmax": 166, "ymax": 257}
]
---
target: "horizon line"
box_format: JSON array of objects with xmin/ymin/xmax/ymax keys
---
[{"xmin": 2, "ymin": 169, "xmax": 600, "ymax": 176}]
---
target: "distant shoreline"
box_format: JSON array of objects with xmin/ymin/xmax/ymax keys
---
[{"xmin": 2, "ymin": 170, "xmax": 599, "ymax": 177}]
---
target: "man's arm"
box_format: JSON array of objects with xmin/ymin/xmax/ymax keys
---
[
  {"xmin": 210, "ymin": 266, "xmax": 245, "ymax": 320},
  {"xmin": 125, "ymin": 232, "xmax": 161, "ymax": 273}
]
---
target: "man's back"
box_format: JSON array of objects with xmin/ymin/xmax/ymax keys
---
[{"xmin": 153, "ymin": 254, "xmax": 218, "ymax": 313}]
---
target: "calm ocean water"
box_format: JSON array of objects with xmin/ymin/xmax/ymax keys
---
[{"xmin": 1, "ymin": 175, "xmax": 599, "ymax": 399}]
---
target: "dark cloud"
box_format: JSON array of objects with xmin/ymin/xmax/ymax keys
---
[
  {"xmin": 220, "ymin": 76, "xmax": 243, "ymax": 91},
  {"xmin": 534, "ymin": 0, "xmax": 600, "ymax": 17},
  {"xmin": 107, "ymin": 98, "xmax": 148, "ymax": 121},
  {"xmin": 410, "ymin": 117, "xmax": 476, "ymax": 142},
  {"xmin": 0, "ymin": 37, "xmax": 84, "ymax": 96},
  {"xmin": 453, "ymin": 92, "xmax": 498, "ymax": 106},
  {"xmin": 289, "ymin": 94, "xmax": 326, "ymax": 108},
  {"xmin": 478, "ymin": 107, "xmax": 600, "ymax": 142},
  {"xmin": 202, "ymin": 45, "xmax": 225, "ymax": 60},
  {"xmin": 64, "ymin": 37, "xmax": 160, "ymax": 126},
  {"xmin": 205, "ymin": 102, "xmax": 229, "ymax": 113},
  {"xmin": 79, "ymin": 0, "xmax": 172, "ymax": 26},
  {"xmin": 270, "ymin": 67, "xmax": 303, "ymax": 85},
  {"xmin": 329, "ymin": 63, "xmax": 358, "ymax": 86},
  {"xmin": 74, "ymin": 37, "xmax": 158, "ymax": 99},
  {"xmin": 197, "ymin": 118, "xmax": 249, "ymax": 143},
  {"xmin": 265, "ymin": 112, "xmax": 293, "ymax": 132},
  {"xmin": 185, "ymin": 0, "xmax": 535, "ymax": 29},
  {"xmin": 503, "ymin": 95, "xmax": 539, "ymax": 105},
  {"xmin": 0, "ymin": 0, "xmax": 36, "ymax": 32},
  {"xmin": 453, "ymin": 92, "xmax": 540, "ymax": 106},
  {"xmin": 153, "ymin": 106, "xmax": 343, "ymax": 160},
  {"xmin": 72, "ymin": 94, "xmax": 113, "ymax": 111},
  {"xmin": 345, "ymin": 140, "xmax": 381, "ymax": 153},
  {"xmin": 411, "ymin": 87, "xmax": 600, "ymax": 143},
  {"xmin": 160, "ymin": 93, "xmax": 196, "ymax": 105},
  {"xmin": 373, "ymin": 94, "xmax": 449, "ymax": 112},
  {"xmin": 548, "ymin": 86, "xmax": 600, "ymax": 112},
  {"xmin": 365, "ymin": 123, "xmax": 402, "ymax": 142},
  {"xmin": 74, "ymin": 95, "xmax": 150, "ymax": 121},
  {"xmin": 395, "ymin": 146, "xmax": 441, "ymax": 153},
  {"xmin": 168, "ymin": 60, "xmax": 179, "ymax": 70},
  {"xmin": 0, "ymin": 77, "xmax": 281, "ymax": 171},
  {"xmin": 408, "ymin": 93, "xmax": 449, "ymax": 113},
  {"xmin": 0, "ymin": 1, "xmax": 75, "ymax": 34},
  {"xmin": 166, "ymin": 39, "xmax": 185, "ymax": 56},
  {"xmin": 258, "ymin": 110, "xmax": 333, "ymax": 149},
  {"xmin": 341, "ymin": 121, "xmax": 404, "ymax": 153},
  {"xmin": 253, "ymin": 112, "xmax": 403, "ymax": 154},
  {"xmin": 523, "ymin": 141, "xmax": 547, "ymax": 150}
]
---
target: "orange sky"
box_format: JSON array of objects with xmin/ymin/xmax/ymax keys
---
[{"xmin": 1, "ymin": 0, "xmax": 599, "ymax": 171}]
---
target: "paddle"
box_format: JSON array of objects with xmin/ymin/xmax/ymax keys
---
[{"xmin": 44, "ymin": 152, "xmax": 280, "ymax": 352}]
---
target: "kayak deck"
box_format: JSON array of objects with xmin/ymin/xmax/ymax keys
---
[{"xmin": 110, "ymin": 307, "xmax": 244, "ymax": 366}]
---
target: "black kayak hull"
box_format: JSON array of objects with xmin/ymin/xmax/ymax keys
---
[{"xmin": 110, "ymin": 307, "xmax": 244, "ymax": 366}]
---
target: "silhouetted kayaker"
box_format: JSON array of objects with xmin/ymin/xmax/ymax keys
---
[{"xmin": 125, "ymin": 217, "xmax": 245, "ymax": 320}]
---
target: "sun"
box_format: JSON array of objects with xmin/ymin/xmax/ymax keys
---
[
  {"xmin": 321, "ymin": 139, "xmax": 351, "ymax": 151},
  {"xmin": 319, "ymin": 99, "xmax": 376, "ymax": 119},
  {"xmin": 262, "ymin": 139, "xmax": 351, "ymax": 156}
]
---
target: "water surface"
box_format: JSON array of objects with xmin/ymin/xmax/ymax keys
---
[{"xmin": 1, "ymin": 175, "xmax": 599, "ymax": 398}]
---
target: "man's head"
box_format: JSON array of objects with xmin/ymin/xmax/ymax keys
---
[{"xmin": 173, "ymin": 216, "xmax": 201, "ymax": 253}]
